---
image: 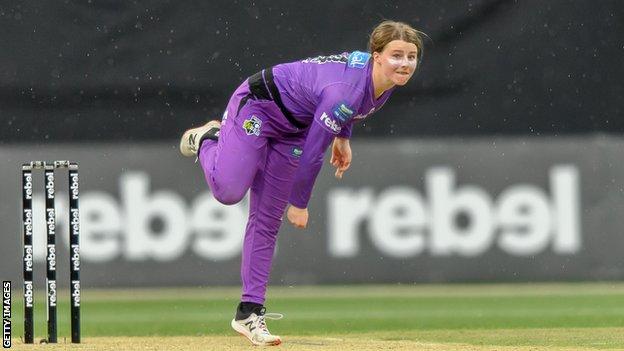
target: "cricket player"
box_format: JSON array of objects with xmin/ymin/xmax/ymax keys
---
[{"xmin": 180, "ymin": 20, "xmax": 425, "ymax": 346}]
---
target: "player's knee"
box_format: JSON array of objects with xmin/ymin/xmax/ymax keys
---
[{"xmin": 212, "ymin": 188, "xmax": 246, "ymax": 205}]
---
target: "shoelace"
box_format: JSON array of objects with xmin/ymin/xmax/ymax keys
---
[{"xmin": 257, "ymin": 313, "xmax": 284, "ymax": 334}]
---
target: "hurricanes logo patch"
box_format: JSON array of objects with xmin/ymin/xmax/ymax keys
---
[{"xmin": 243, "ymin": 115, "xmax": 262, "ymax": 136}]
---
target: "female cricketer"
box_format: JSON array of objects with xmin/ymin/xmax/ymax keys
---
[{"xmin": 180, "ymin": 20, "xmax": 425, "ymax": 346}]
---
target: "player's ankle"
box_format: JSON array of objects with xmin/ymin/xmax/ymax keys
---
[
  {"xmin": 235, "ymin": 301, "xmax": 264, "ymax": 320},
  {"xmin": 196, "ymin": 127, "xmax": 220, "ymax": 157}
]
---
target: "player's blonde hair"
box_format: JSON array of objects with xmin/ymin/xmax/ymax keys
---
[{"xmin": 369, "ymin": 20, "xmax": 426, "ymax": 62}]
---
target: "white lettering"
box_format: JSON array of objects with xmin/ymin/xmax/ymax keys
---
[
  {"xmin": 23, "ymin": 173, "xmax": 32, "ymax": 200},
  {"xmin": 124, "ymin": 173, "xmax": 188, "ymax": 261},
  {"xmin": 24, "ymin": 281, "xmax": 33, "ymax": 308},
  {"xmin": 19, "ymin": 165, "xmax": 579, "ymax": 263},
  {"xmin": 191, "ymin": 193, "xmax": 245, "ymax": 260},
  {"xmin": 429, "ymin": 168, "xmax": 495, "ymax": 256},
  {"xmin": 70, "ymin": 173, "xmax": 80, "ymax": 200},
  {"xmin": 70, "ymin": 208, "xmax": 80, "ymax": 236},
  {"xmin": 23, "ymin": 209, "xmax": 32, "ymax": 237},
  {"xmin": 47, "ymin": 280, "xmax": 56, "ymax": 307},
  {"xmin": 46, "ymin": 173, "xmax": 54, "ymax": 199},
  {"xmin": 80, "ymin": 192, "xmax": 120, "ymax": 262},
  {"xmin": 71, "ymin": 281, "xmax": 80, "ymax": 307},
  {"xmin": 328, "ymin": 165, "xmax": 582, "ymax": 258},
  {"xmin": 46, "ymin": 208, "xmax": 56, "ymax": 236},
  {"xmin": 47, "ymin": 245, "xmax": 56, "ymax": 271},
  {"xmin": 328, "ymin": 188, "xmax": 374, "ymax": 257},
  {"xmin": 370, "ymin": 187, "xmax": 428, "ymax": 257},
  {"xmin": 23, "ymin": 246, "xmax": 33, "ymax": 272},
  {"xmin": 71, "ymin": 245, "xmax": 80, "ymax": 272},
  {"xmin": 320, "ymin": 112, "xmax": 341, "ymax": 133},
  {"xmin": 497, "ymin": 186, "xmax": 551, "ymax": 255},
  {"xmin": 552, "ymin": 166, "xmax": 581, "ymax": 253},
  {"xmin": 29, "ymin": 172, "xmax": 249, "ymax": 263}
]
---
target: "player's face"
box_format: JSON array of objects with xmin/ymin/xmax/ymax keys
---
[{"xmin": 375, "ymin": 40, "xmax": 419, "ymax": 86}]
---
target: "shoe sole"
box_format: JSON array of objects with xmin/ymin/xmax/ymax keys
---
[
  {"xmin": 179, "ymin": 121, "xmax": 221, "ymax": 157},
  {"xmin": 231, "ymin": 319, "xmax": 282, "ymax": 346},
  {"xmin": 179, "ymin": 129, "xmax": 197, "ymax": 157}
]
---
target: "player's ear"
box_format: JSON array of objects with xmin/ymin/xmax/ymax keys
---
[{"xmin": 372, "ymin": 51, "xmax": 382, "ymax": 64}]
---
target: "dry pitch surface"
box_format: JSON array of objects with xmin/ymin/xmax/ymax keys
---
[
  {"xmin": 8, "ymin": 328, "xmax": 624, "ymax": 351},
  {"xmin": 7, "ymin": 284, "xmax": 624, "ymax": 350},
  {"xmin": 6, "ymin": 334, "xmax": 624, "ymax": 351}
]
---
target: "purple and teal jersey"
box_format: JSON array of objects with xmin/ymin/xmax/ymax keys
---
[{"xmin": 272, "ymin": 51, "xmax": 396, "ymax": 208}]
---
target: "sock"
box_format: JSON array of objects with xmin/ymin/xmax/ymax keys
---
[
  {"xmin": 197, "ymin": 127, "xmax": 220, "ymax": 158},
  {"xmin": 235, "ymin": 301, "xmax": 264, "ymax": 320},
  {"xmin": 199, "ymin": 127, "xmax": 220, "ymax": 144}
]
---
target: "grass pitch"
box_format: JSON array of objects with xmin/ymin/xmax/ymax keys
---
[{"xmin": 8, "ymin": 283, "xmax": 624, "ymax": 350}]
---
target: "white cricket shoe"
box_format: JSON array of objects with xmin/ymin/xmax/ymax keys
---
[
  {"xmin": 231, "ymin": 310, "xmax": 283, "ymax": 346},
  {"xmin": 179, "ymin": 120, "xmax": 221, "ymax": 157}
]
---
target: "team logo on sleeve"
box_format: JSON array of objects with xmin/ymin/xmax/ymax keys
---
[
  {"xmin": 348, "ymin": 51, "xmax": 370, "ymax": 69},
  {"xmin": 320, "ymin": 112, "xmax": 342, "ymax": 133},
  {"xmin": 332, "ymin": 102, "xmax": 355, "ymax": 123},
  {"xmin": 242, "ymin": 115, "xmax": 262, "ymax": 136}
]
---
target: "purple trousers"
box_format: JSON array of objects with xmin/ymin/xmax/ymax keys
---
[{"xmin": 199, "ymin": 81, "xmax": 306, "ymax": 304}]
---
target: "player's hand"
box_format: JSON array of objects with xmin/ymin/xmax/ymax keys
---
[
  {"xmin": 287, "ymin": 205, "xmax": 308, "ymax": 229},
  {"xmin": 331, "ymin": 137, "xmax": 352, "ymax": 179}
]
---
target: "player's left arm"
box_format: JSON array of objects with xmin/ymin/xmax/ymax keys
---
[
  {"xmin": 332, "ymin": 120, "xmax": 353, "ymax": 179},
  {"xmin": 331, "ymin": 136, "xmax": 351, "ymax": 179},
  {"xmin": 323, "ymin": 86, "xmax": 360, "ymax": 180},
  {"xmin": 287, "ymin": 85, "xmax": 362, "ymax": 228}
]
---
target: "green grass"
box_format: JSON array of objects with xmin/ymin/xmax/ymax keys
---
[{"xmin": 9, "ymin": 283, "xmax": 624, "ymax": 349}]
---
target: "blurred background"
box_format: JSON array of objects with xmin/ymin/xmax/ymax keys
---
[{"xmin": 1, "ymin": 0, "xmax": 623, "ymax": 289}]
